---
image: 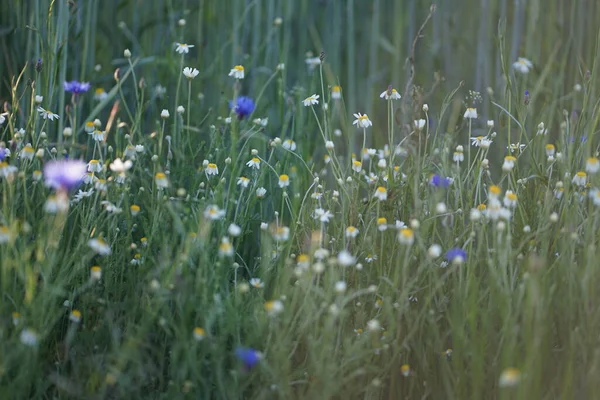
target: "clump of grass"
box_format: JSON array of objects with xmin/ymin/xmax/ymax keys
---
[{"xmin": 2, "ymin": 1, "xmax": 600, "ymax": 399}]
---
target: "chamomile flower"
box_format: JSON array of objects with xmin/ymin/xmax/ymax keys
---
[
  {"xmin": 353, "ymin": 113, "xmax": 372, "ymax": 128},
  {"xmin": 352, "ymin": 160, "xmax": 363, "ymax": 173},
  {"xmin": 87, "ymin": 159, "xmax": 102, "ymax": 173},
  {"xmin": 278, "ymin": 174, "xmax": 290, "ymax": 188},
  {"xmin": 572, "ymin": 171, "xmax": 587, "ymax": 187},
  {"xmin": 414, "ymin": 119, "xmax": 426, "ymax": 130},
  {"xmin": 92, "ymin": 130, "xmax": 104, "ymax": 141},
  {"xmin": 69, "ymin": 309, "xmax": 82, "ymax": 323},
  {"xmin": 513, "ymin": 57, "xmax": 533, "ymax": 74},
  {"xmin": 400, "ymin": 364, "xmax": 411, "ymax": 377},
  {"xmin": 464, "ymin": 108, "xmax": 478, "ymax": 119},
  {"xmin": 379, "ymin": 86, "xmax": 401, "ymax": 100},
  {"xmin": 19, "ymin": 329, "xmax": 39, "ymax": 347},
  {"xmin": 470, "ymin": 136, "xmax": 488, "ymax": 147},
  {"xmin": 249, "ymin": 278, "xmax": 264, "ymax": 288},
  {"xmin": 337, "ymin": 250, "xmax": 356, "ymax": 266},
  {"xmin": 507, "ymin": 143, "xmax": 526, "ymax": 153},
  {"xmin": 282, "ymin": 140, "xmax": 297, "ymax": 151},
  {"xmin": 264, "ymin": 300, "xmax": 284, "ymax": 316},
  {"xmin": 175, "ymin": 43, "xmax": 194, "ymax": 54},
  {"xmin": 331, "ymin": 86, "xmax": 342, "ymax": 99},
  {"xmin": 377, "ymin": 217, "xmax": 388, "ymax": 232},
  {"xmin": 94, "ymin": 88, "xmax": 108, "ymax": 101},
  {"xmin": 253, "ymin": 117, "xmax": 268, "ymax": 127},
  {"xmin": 183, "ymin": 67, "xmax": 199, "ymax": 80},
  {"xmin": 589, "ymin": 188, "xmax": 600, "ymax": 206},
  {"xmin": 303, "ymin": 94, "xmax": 319, "ymax": 107},
  {"xmin": 88, "ymin": 237, "xmax": 112, "ymax": 255},
  {"xmin": 499, "ymin": 367, "xmax": 521, "ymax": 387},
  {"xmin": 237, "ymin": 176, "xmax": 250, "ymax": 188},
  {"xmin": 503, "ymin": 191, "xmax": 518, "ymax": 208},
  {"xmin": 193, "ymin": 327, "xmax": 206, "ymax": 341},
  {"xmin": 218, "ymin": 237, "xmax": 234, "ymax": 257},
  {"xmin": 586, "ymin": 157, "xmax": 600, "ymax": 174},
  {"xmin": 20, "ymin": 144, "xmax": 35, "ymax": 161},
  {"xmin": 345, "ymin": 226, "xmax": 359, "ymax": 238},
  {"xmin": 155, "ymin": 172, "xmax": 169, "ymax": 188},
  {"xmin": 398, "ymin": 228, "xmax": 415, "ymax": 245},
  {"xmin": 229, "ymin": 65, "xmax": 245, "ymax": 79},
  {"xmin": 205, "ymin": 163, "xmax": 219, "ymax": 176},
  {"xmin": 85, "ymin": 121, "xmax": 95, "ymax": 133},
  {"xmin": 90, "ymin": 266, "xmax": 102, "ymax": 280},
  {"xmin": 256, "ymin": 187, "xmax": 267, "ymax": 198},
  {"xmin": 488, "ymin": 185, "xmax": 502, "ymax": 199},
  {"xmin": 545, "ymin": 144, "xmax": 555, "ymax": 157},
  {"xmin": 0, "ymin": 226, "xmax": 11, "ymax": 244},
  {"xmin": 272, "ymin": 226, "xmax": 290, "ymax": 241},
  {"xmin": 37, "ymin": 107, "xmax": 59, "ymax": 121},
  {"xmin": 314, "ymin": 208, "xmax": 333, "ymax": 222},
  {"xmin": 204, "ymin": 205, "xmax": 226, "ymax": 220},
  {"xmin": 130, "ymin": 205, "xmax": 141, "ymax": 216},
  {"xmin": 246, "ymin": 157, "xmax": 261, "ymax": 169},
  {"xmin": 374, "ymin": 186, "xmax": 388, "ymax": 201},
  {"xmin": 502, "ymin": 156, "xmax": 517, "ymax": 172},
  {"xmin": 453, "ymin": 150, "xmax": 464, "ymax": 163},
  {"xmin": 109, "ymin": 158, "xmax": 133, "ymax": 174}
]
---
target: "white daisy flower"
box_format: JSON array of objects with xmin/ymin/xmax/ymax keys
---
[
  {"xmin": 183, "ymin": 67, "xmax": 199, "ymax": 80},
  {"xmin": 229, "ymin": 65, "xmax": 245, "ymax": 79},
  {"xmin": 513, "ymin": 58, "xmax": 533, "ymax": 74},
  {"xmin": 37, "ymin": 107, "xmax": 59, "ymax": 121},
  {"xmin": 175, "ymin": 43, "xmax": 194, "ymax": 54},
  {"xmin": 302, "ymin": 94, "xmax": 319, "ymax": 107},
  {"xmin": 353, "ymin": 113, "xmax": 372, "ymax": 128},
  {"xmin": 464, "ymin": 108, "xmax": 478, "ymax": 119},
  {"xmin": 379, "ymin": 87, "xmax": 401, "ymax": 100}
]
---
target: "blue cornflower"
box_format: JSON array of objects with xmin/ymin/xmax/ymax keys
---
[
  {"xmin": 446, "ymin": 248, "xmax": 467, "ymax": 264},
  {"xmin": 0, "ymin": 147, "xmax": 8, "ymax": 162},
  {"xmin": 229, "ymin": 96, "xmax": 255, "ymax": 119},
  {"xmin": 567, "ymin": 135, "xmax": 587, "ymax": 144},
  {"xmin": 64, "ymin": 81, "xmax": 91, "ymax": 94},
  {"xmin": 43, "ymin": 159, "xmax": 87, "ymax": 190},
  {"xmin": 235, "ymin": 347, "xmax": 262, "ymax": 369},
  {"xmin": 430, "ymin": 174, "xmax": 452, "ymax": 188}
]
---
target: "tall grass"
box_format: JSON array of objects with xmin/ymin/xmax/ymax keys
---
[{"xmin": 1, "ymin": 0, "xmax": 600, "ymax": 398}]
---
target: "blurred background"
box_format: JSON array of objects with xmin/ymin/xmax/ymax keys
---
[{"xmin": 1, "ymin": 0, "xmax": 598, "ymax": 140}]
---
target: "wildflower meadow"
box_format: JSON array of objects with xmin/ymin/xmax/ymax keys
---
[{"xmin": 2, "ymin": 0, "xmax": 600, "ymax": 398}]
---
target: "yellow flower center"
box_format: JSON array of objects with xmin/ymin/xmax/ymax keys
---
[
  {"xmin": 155, "ymin": 172, "xmax": 166, "ymax": 179},
  {"xmin": 234, "ymin": 65, "xmax": 244, "ymax": 71},
  {"xmin": 400, "ymin": 228, "xmax": 414, "ymax": 238},
  {"xmin": 279, "ymin": 174, "xmax": 289, "ymax": 181},
  {"xmin": 489, "ymin": 185, "xmax": 501, "ymax": 195},
  {"xmin": 377, "ymin": 217, "xmax": 387, "ymax": 225}
]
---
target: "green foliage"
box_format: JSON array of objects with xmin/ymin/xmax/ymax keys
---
[{"xmin": 1, "ymin": 1, "xmax": 600, "ymax": 399}]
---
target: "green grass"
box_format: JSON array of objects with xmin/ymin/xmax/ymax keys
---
[{"xmin": 1, "ymin": 0, "xmax": 600, "ymax": 398}]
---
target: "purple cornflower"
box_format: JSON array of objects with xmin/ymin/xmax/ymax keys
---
[
  {"xmin": 567, "ymin": 135, "xmax": 587, "ymax": 144},
  {"xmin": 524, "ymin": 90, "xmax": 530, "ymax": 105},
  {"xmin": 63, "ymin": 81, "xmax": 91, "ymax": 94},
  {"xmin": 235, "ymin": 347, "xmax": 262, "ymax": 369},
  {"xmin": 430, "ymin": 174, "xmax": 452, "ymax": 188},
  {"xmin": 229, "ymin": 96, "xmax": 255, "ymax": 119},
  {"xmin": 43, "ymin": 159, "xmax": 87, "ymax": 190},
  {"xmin": 446, "ymin": 248, "xmax": 467, "ymax": 264}
]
